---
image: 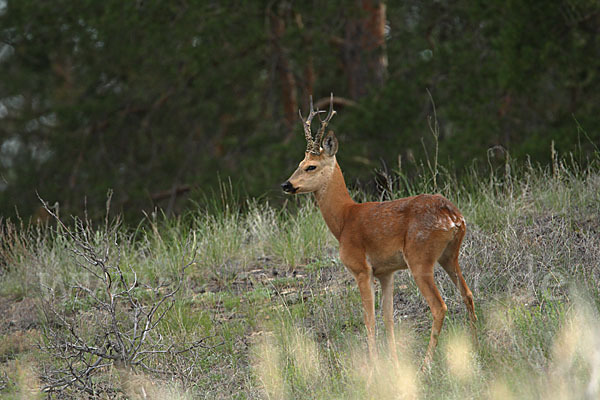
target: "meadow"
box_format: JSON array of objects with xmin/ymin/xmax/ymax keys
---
[{"xmin": 0, "ymin": 154, "xmax": 599, "ymax": 399}]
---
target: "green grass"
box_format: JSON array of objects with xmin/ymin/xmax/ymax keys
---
[{"xmin": 0, "ymin": 157, "xmax": 599, "ymax": 398}]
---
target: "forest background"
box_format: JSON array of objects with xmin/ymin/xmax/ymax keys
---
[{"xmin": 1, "ymin": 0, "xmax": 599, "ymax": 221}]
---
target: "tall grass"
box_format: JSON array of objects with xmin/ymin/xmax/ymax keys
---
[
  {"xmin": 251, "ymin": 290, "xmax": 599, "ymax": 400},
  {"xmin": 0, "ymin": 152, "xmax": 599, "ymax": 398}
]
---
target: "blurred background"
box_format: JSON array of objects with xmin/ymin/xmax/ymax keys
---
[{"xmin": 1, "ymin": 0, "xmax": 599, "ymax": 222}]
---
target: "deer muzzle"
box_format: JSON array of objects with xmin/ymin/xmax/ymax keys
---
[{"xmin": 281, "ymin": 181, "xmax": 298, "ymax": 194}]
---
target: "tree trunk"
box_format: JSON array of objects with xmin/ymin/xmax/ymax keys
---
[
  {"xmin": 269, "ymin": 4, "xmax": 298, "ymax": 132},
  {"xmin": 343, "ymin": 0, "xmax": 387, "ymax": 99}
]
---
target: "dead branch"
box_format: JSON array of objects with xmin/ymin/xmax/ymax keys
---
[{"xmin": 36, "ymin": 194, "xmax": 212, "ymax": 396}]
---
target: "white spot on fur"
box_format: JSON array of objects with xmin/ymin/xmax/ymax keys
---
[
  {"xmin": 434, "ymin": 216, "xmax": 458, "ymax": 231},
  {"xmin": 448, "ymin": 217, "xmax": 456, "ymax": 228}
]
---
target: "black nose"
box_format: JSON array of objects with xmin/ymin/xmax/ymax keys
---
[{"xmin": 281, "ymin": 181, "xmax": 296, "ymax": 193}]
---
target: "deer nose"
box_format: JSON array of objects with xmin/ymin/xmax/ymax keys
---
[{"xmin": 281, "ymin": 181, "xmax": 296, "ymax": 193}]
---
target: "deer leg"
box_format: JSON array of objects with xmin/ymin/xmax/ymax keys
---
[
  {"xmin": 405, "ymin": 233, "xmax": 450, "ymax": 368},
  {"xmin": 378, "ymin": 272, "xmax": 399, "ymax": 365},
  {"xmin": 439, "ymin": 261, "xmax": 478, "ymax": 348},
  {"xmin": 355, "ymin": 270, "xmax": 377, "ymax": 361},
  {"xmin": 439, "ymin": 260, "xmax": 476, "ymax": 323},
  {"xmin": 439, "ymin": 240, "xmax": 478, "ymax": 345},
  {"xmin": 410, "ymin": 267, "xmax": 447, "ymax": 368},
  {"xmin": 341, "ymin": 245, "xmax": 377, "ymax": 361}
]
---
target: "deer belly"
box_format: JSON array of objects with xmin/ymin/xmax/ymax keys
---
[{"xmin": 367, "ymin": 252, "xmax": 408, "ymax": 275}]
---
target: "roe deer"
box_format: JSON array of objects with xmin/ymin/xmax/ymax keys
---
[{"xmin": 281, "ymin": 94, "xmax": 477, "ymax": 367}]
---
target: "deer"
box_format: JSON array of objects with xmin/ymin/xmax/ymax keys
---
[{"xmin": 281, "ymin": 94, "xmax": 477, "ymax": 368}]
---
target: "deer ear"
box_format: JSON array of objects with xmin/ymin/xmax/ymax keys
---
[{"xmin": 322, "ymin": 131, "xmax": 338, "ymax": 157}]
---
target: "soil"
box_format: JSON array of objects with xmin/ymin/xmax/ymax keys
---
[{"xmin": 0, "ymin": 296, "xmax": 39, "ymax": 335}]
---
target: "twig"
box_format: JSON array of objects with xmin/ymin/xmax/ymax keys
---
[{"xmin": 36, "ymin": 194, "xmax": 208, "ymax": 396}]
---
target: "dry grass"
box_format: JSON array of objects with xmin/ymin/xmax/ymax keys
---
[
  {"xmin": 251, "ymin": 293, "xmax": 599, "ymax": 399},
  {"xmin": 0, "ymin": 158, "xmax": 599, "ymax": 398}
]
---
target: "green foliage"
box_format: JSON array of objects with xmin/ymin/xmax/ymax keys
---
[
  {"xmin": 0, "ymin": 1, "xmax": 271, "ymax": 220},
  {"xmin": 1, "ymin": 1, "xmax": 599, "ymax": 221}
]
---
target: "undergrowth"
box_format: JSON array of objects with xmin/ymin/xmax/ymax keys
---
[{"xmin": 0, "ymin": 153, "xmax": 599, "ymax": 398}]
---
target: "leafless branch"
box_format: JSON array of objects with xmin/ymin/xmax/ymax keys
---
[{"xmin": 36, "ymin": 194, "xmax": 212, "ymax": 396}]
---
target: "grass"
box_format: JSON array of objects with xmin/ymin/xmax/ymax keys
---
[{"xmin": 0, "ymin": 155, "xmax": 599, "ymax": 398}]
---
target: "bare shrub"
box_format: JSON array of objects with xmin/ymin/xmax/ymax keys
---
[{"xmin": 37, "ymin": 194, "xmax": 210, "ymax": 397}]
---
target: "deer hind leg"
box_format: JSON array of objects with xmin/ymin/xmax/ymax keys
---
[
  {"xmin": 438, "ymin": 235, "xmax": 477, "ymax": 326},
  {"xmin": 412, "ymin": 268, "xmax": 447, "ymax": 368},
  {"xmin": 404, "ymin": 240, "xmax": 448, "ymax": 368},
  {"xmin": 378, "ymin": 272, "xmax": 398, "ymax": 365}
]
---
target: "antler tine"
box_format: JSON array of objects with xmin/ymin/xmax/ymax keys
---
[
  {"xmin": 299, "ymin": 95, "xmax": 322, "ymax": 153},
  {"xmin": 312, "ymin": 93, "xmax": 336, "ymax": 154},
  {"xmin": 299, "ymin": 109, "xmax": 313, "ymax": 150}
]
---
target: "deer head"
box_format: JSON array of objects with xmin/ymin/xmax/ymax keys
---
[{"xmin": 281, "ymin": 94, "xmax": 338, "ymax": 194}]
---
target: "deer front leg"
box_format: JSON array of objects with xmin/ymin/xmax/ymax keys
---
[
  {"xmin": 341, "ymin": 246, "xmax": 377, "ymax": 361},
  {"xmin": 355, "ymin": 270, "xmax": 377, "ymax": 361}
]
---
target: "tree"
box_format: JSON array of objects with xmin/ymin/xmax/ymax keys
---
[{"xmin": 1, "ymin": 1, "xmax": 599, "ymax": 222}]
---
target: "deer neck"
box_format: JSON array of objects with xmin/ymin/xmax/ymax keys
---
[{"xmin": 314, "ymin": 161, "xmax": 355, "ymax": 240}]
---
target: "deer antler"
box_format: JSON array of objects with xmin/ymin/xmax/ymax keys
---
[
  {"xmin": 313, "ymin": 93, "xmax": 336, "ymax": 154},
  {"xmin": 298, "ymin": 96, "xmax": 320, "ymax": 154},
  {"xmin": 299, "ymin": 94, "xmax": 336, "ymax": 155}
]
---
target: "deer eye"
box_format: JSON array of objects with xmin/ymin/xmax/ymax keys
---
[{"xmin": 305, "ymin": 165, "xmax": 317, "ymax": 172}]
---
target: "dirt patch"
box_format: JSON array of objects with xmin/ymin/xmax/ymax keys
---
[
  {"xmin": 0, "ymin": 329, "xmax": 40, "ymax": 362},
  {"xmin": 0, "ymin": 297, "xmax": 40, "ymax": 335}
]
